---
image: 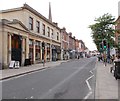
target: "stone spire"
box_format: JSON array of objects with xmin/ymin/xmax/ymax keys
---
[{"xmin": 49, "ymin": 2, "xmax": 52, "ymax": 21}]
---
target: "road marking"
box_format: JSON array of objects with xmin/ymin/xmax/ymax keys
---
[
  {"xmin": 83, "ymin": 91, "xmax": 92, "ymax": 100},
  {"xmin": 39, "ymin": 61, "xmax": 92, "ymax": 99},
  {"xmin": 90, "ymin": 70, "xmax": 93, "ymax": 74},
  {"xmin": 30, "ymin": 96, "xmax": 33, "ymax": 99},
  {"xmin": 86, "ymin": 75, "xmax": 94, "ymax": 91},
  {"xmin": 83, "ymin": 69, "xmax": 95, "ymax": 100}
]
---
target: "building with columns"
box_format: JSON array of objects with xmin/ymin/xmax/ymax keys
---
[{"xmin": 0, "ymin": 4, "xmax": 61, "ymax": 68}]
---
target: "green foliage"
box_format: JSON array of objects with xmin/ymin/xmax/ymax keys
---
[{"xmin": 89, "ymin": 13, "xmax": 116, "ymax": 52}]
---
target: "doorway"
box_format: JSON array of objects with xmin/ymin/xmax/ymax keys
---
[{"xmin": 11, "ymin": 34, "xmax": 22, "ymax": 65}]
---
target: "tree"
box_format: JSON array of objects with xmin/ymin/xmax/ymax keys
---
[{"xmin": 89, "ymin": 13, "xmax": 116, "ymax": 52}]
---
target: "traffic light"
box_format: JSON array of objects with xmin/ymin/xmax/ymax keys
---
[{"xmin": 103, "ymin": 40, "xmax": 107, "ymax": 49}]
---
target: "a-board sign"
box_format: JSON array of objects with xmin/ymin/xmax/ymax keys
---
[
  {"xmin": 9, "ymin": 61, "xmax": 15, "ymax": 68},
  {"xmin": 15, "ymin": 61, "xmax": 20, "ymax": 68}
]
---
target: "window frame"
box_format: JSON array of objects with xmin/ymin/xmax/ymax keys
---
[
  {"xmin": 29, "ymin": 17, "xmax": 33, "ymax": 30},
  {"xmin": 42, "ymin": 23, "xmax": 45, "ymax": 35},
  {"xmin": 57, "ymin": 32, "xmax": 59, "ymax": 40},
  {"xmin": 36, "ymin": 20, "xmax": 40, "ymax": 33}
]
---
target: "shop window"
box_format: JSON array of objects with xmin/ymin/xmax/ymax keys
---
[
  {"xmin": 118, "ymin": 36, "xmax": 120, "ymax": 41},
  {"xmin": 35, "ymin": 41, "xmax": 40, "ymax": 60}
]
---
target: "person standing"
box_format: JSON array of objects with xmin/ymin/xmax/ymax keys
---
[{"xmin": 103, "ymin": 53, "xmax": 107, "ymax": 66}]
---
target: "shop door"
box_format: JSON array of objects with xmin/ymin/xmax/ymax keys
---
[{"xmin": 11, "ymin": 35, "xmax": 22, "ymax": 65}]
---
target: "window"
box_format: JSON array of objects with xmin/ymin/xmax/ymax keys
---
[
  {"xmin": 51, "ymin": 29, "xmax": 53, "ymax": 38},
  {"xmin": 118, "ymin": 36, "xmax": 120, "ymax": 41},
  {"xmin": 42, "ymin": 24, "xmax": 45, "ymax": 35},
  {"xmin": 29, "ymin": 39, "xmax": 33, "ymax": 45},
  {"xmin": 36, "ymin": 21, "xmax": 40, "ymax": 33},
  {"xmin": 29, "ymin": 17, "xmax": 33, "ymax": 30},
  {"xmin": 57, "ymin": 32, "xmax": 59, "ymax": 40},
  {"xmin": 47, "ymin": 27, "xmax": 50, "ymax": 37},
  {"xmin": 35, "ymin": 41, "xmax": 40, "ymax": 60}
]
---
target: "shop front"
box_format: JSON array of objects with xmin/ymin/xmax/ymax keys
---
[
  {"xmin": 52, "ymin": 45, "xmax": 57, "ymax": 61},
  {"xmin": 11, "ymin": 34, "xmax": 22, "ymax": 66},
  {"xmin": 29, "ymin": 39, "xmax": 34, "ymax": 64},
  {"xmin": 35, "ymin": 41, "xmax": 41, "ymax": 62},
  {"xmin": 46, "ymin": 43, "xmax": 50, "ymax": 61}
]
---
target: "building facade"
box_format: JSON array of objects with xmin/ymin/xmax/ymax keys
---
[
  {"xmin": 0, "ymin": 4, "xmax": 61, "ymax": 68},
  {"xmin": 115, "ymin": 16, "xmax": 120, "ymax": 47},
  {"xmin": 61, "ymin": 27, "xmax": 69, "ymax": 60}
]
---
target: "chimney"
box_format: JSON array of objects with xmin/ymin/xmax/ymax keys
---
[
  {"xmin": 73, "ymin": 36, "xmax": 75, "ymax": 39},
  {"xmin": 69, "ymin": 32, "xmax": 72, "ymax": 36},
  {"xmin": 53, "ymin": 22, "xmax": 58, "ymax": 26},
  {"xmin": 49, "ymin": 2, "xmax": 52, "ymax": 21}
]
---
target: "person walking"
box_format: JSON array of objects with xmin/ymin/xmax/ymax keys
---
[{"xmin": 103, "ymin": 53, "xmax": 107, "ymax": 66}]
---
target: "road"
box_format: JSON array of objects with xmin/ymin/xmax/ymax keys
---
[{"xmin": 2, "ymin": 57, "xmax": 97, "ymax": 99}]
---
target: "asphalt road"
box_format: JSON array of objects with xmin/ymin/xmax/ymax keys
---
[{"xmin": 2, "ymin": 57, "xmax": 97, "ymax": 99}]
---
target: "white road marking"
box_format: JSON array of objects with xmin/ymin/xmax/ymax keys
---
[
  {"xmin": 83, "ymin": 91, "xmax": 92, "ymax": 100},
  {"xmin": 90, "ymin": 70, "xmax": 93, "ymax": 74},
  {"xmin": 30, "ymin": 96, "xmax": 33, "ymax": 99},
  {"xmin": 86, "ymin": 75, "xmax": 94, "ymax": 91},
  {"xmin": 83, "ymin": 68, "xmax": 95, "ymax": 100},
  {"xmin": 39, "ymin": 62, "xmax": 92, "ymax": 99}
]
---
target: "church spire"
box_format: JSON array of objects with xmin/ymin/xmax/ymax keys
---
[{"xmin": 49, "ymin": 2, "xmax": 52, "ymax": 21}]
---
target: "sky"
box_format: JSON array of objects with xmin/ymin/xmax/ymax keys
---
[{"xmin": 0, "ymin": 0, "xmax": 120, "ymax": 51}]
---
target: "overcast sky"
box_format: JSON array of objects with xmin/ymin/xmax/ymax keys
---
[{"xmin": 0, "ymin": 0, "xmax": 120, "ymax": 51}]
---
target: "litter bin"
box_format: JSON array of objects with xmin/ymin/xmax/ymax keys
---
[
  {"xmin": 24, "ymin": 59, "xmax": 31, "ymax": 66},
  {"xmin": 114, "ymin": 61, "xmax": 120, "ymax": 80}
]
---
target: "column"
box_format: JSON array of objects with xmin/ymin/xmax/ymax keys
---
[
  {"xmin": 3, "ymin": 32, "xmax": 8, "ymax": 68},
  {"xmin": 61, "ymin": 49, "xmax": 63, "ymax": 60},
  {"xmin": 26, "ymin": 37, "xmax": 29, "ymax": 59},
  {"xmin": 8, "ymin": 33, "xmax": 11, "ymax": 63},
  {"xmin": 44, "ymin": 43, "xmax": 47, "ymax": 62},
  {"xmin": 50, "ymin": 44, "xmax": 52, "ymax": 61},
  {"xmin": 40, "ymin": 42, "xmax": 42, "ymax": 61},
  {"xmin": 33, "ymin": 40, "xmax": 36, "ymax": 64},
  {"xmin": 22, "ymin": 38, "xmax": 25, "ymax": 65}
]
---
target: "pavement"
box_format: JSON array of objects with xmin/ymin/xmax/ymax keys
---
[
  {"xmin": 95, "ymin": 61, "xmax": 119, "ymax": 99},
  {"xmin": 0, "ymin": 59, "xmax": 119, "ymax": 99},
  {"xmin": 0, "ymin": 60, "xmax": 69, "ymax": 80}
]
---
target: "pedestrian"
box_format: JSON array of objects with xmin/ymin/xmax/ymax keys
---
[
  {"xmin": 111, "ymin": 54, "xmax": 115, "ymax": 63},
  {"xmin": 103, "ymin": 53, "xmax": 107, "ymax": 66},
  {"xmin": 42, "ymin": 59, "xmax": 45, "ymax": 66}
]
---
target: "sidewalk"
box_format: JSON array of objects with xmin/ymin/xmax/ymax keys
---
[
  {"xmin": 0, "ymin": 60, "xmax": 68, "ymax": 80},
  {"xmin": 95, "ymin": 61, "xmax": 118, "ymax": 99}
]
